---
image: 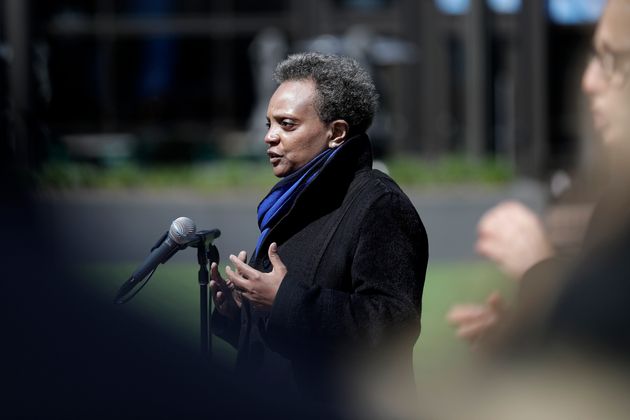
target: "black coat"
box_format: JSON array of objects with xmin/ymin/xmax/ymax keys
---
[{"xmin": 213, "ymin": 133, "xmax": 428, "ymax": 404}]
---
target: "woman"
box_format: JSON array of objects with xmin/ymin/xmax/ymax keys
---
[{"xmin": 210, "ymin": 52, "xmax": 428, "ymax": 413}]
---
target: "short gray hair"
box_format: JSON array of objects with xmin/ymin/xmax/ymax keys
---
[{"xmin": 273, "ymin": 52, "xmax": 379, "ymax": 134}]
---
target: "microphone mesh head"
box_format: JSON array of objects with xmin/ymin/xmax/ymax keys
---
[{"xmin": 169, "ymin": 217, "xmax": 196, "ymax": 244}]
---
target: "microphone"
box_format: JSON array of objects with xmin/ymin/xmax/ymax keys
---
[
  {"xmin": 115, "ymin": 217, "xmax": 197, "ymax": 303},
  {"xmin": 134, "ymin": 216, "xmax": 196, "ymax": 280}
]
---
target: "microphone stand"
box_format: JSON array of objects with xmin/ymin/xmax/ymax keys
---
[
  {"xmin": 115, "ymin": 226, "xmax": 221, "ymax": 361},
  {"xmin": 188, "ymin": 230, "xmax": 220, "ymax": 360}
]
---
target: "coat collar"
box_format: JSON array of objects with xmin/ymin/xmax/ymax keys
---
[
  {"xmin": 315, "ymin": 132, "xmax": 374, "ymax": 185},
  {"xmin": 285, "ymin": 132, "xmax": 373, "ymax": 213},
  {"xmin": 255, "ymin": 133, "xmax": 374, "ymax": 256}
]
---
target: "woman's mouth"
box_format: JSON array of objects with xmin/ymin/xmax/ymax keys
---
[{"xmin": 267, "ymin": 151, "xmax": 282, "ymax": 165}]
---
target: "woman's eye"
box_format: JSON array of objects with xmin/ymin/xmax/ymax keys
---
[
  {"xmin": 281, "ymin": 120, "xmax": 296, "ymax": 128},
  {"xmin": 265, "ymin": 121, "xmax": 271, "ymax": 129}
]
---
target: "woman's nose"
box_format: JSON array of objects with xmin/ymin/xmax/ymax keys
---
[{"xmin": 265, "ymin": 128, "xmax": 280, "ymax": 144}]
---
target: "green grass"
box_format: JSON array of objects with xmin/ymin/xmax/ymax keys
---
[
  {"xmin": 79, "ymin": 260, "xmax": 515, "ymax": 378},
  {"xmin": 414, "ymin": 261, "xmax": 515, "ymax": 378},
  {"xmin": 36, "ymin": 155, "xmax": 513, "ymax": 192},
  {"xmin": 386, "ymin": 154, "xmax": 513, "ymax": 186},
  {"xmin": 36, "ymin": 161, "xmax": 278, "ymax": 192}
]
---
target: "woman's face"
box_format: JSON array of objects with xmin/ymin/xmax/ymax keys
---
[{"xmin": 264, "ymin": 79, "xmax": 332, "ymax": 178}]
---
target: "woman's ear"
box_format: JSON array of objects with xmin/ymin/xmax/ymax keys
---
[{"xmin": 328, "ymin": 120, "xmax": 349, "ymax": 148}]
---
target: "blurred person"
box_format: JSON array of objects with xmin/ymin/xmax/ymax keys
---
[
  {"xmin": 447, "ymin": 200, "xmax": 557, "ymax": 344},
  {"xmin": 209, "ymin": 52, "xmax": 428, "ymax": 418},
  {"xmin": 447, "ymin": 0, "xmax": 630, "ymax": 351},
  {"xmin": 0, "ymin": 156, "xmax": 312, "ymax": 419}
]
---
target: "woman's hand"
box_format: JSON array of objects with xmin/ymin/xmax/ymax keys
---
[
  {"xmin": 225, "ymin": 243, "xmax": 287, "ymax": 311},
  {"xmin": 209, "ymin": 251, "xmax": 246, "ymax": 319}
]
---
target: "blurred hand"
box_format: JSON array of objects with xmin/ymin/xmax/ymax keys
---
[
  {"xmin": 446, "ymin": 291, "xmax": 505, "ymax": 345},
  {"xmin": 476, "ymin": 201, "xmax": 555, "ymax": 280},
  {"xmin": 225, "ymin": 243, "xmax": 287, "ymax": 311},
  {"xmin": 210, "ymin": 250, "xmax": 246, "ymax": 320}
]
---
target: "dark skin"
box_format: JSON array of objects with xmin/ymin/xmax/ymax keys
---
[
  {"xmin": 210, "ymin": 79, "xmax": 349, "ymax": 315},
  {"xmin": 225, "ymin": 242, "xmax": 287, "ymax": 311},
  {"xmin": 209, "ymin": 251, "xmax": 246, "ymax": 319}
]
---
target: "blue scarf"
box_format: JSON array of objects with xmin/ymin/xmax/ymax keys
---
[{"xmin": 253, "ymin": 146, "xmax": 343, "ymax": 260}]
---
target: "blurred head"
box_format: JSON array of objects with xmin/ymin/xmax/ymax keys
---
[
  {"xmin": 264, "ymin": 53, "xmax": 378, "ymax": 177},
  {"xmin": 582, "ymin": 0, "xmax": 630, "ymax": 148}
]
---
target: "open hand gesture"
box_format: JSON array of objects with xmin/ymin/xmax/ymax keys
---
[
  {"xmin": 225, "ymin": 243, "xmax": 287, "ymax": 311},
  {"xmin": 210, "ymin": 250, "xmax": 246, "ymax": 319}
]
